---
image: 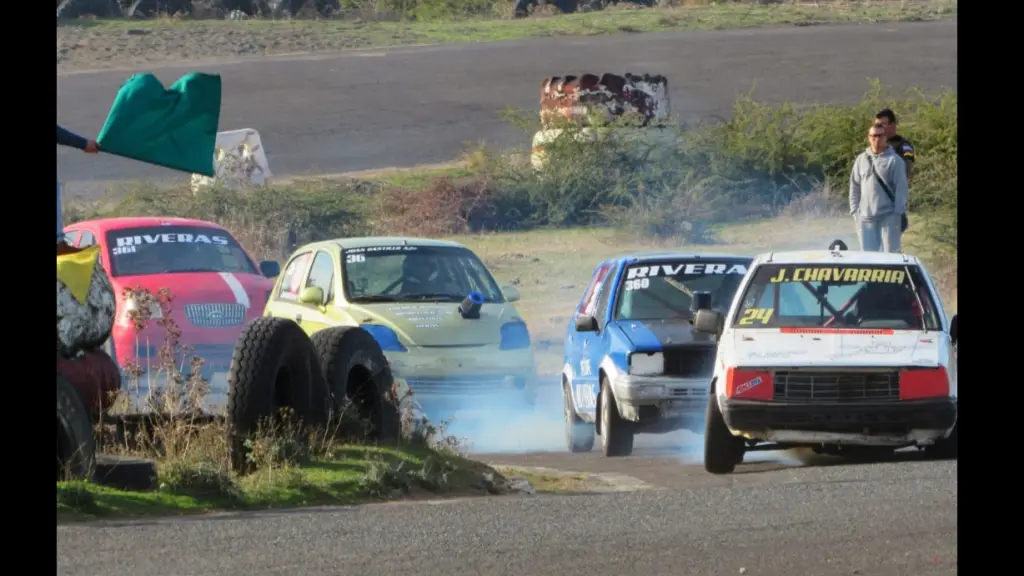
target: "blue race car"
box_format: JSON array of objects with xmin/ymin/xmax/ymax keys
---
[{"xmin": 562, "ymin": 252, "xmax": 754, "ymax": 456}]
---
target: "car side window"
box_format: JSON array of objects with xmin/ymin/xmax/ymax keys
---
[
  {"xmin": 78, "ymin": 231, "xmax": 95, "ymax": 247},
  {"xmin": 304, "ymin": 250, "xmax": 335, "ymax": 304},
  {"xmin": 593, "ymin": 269, "xmax": 616, "ymax": 330},
  {"xmin": 577, "ymin": 263, "xmax": 612, "ymax": 316},
  {"xmin": 277, "ymin": 251, "xmax": 312, "ymax": 301},
  {"xmin": 63, "ymin": 231, "xmax": 80, "ymax": 246}
]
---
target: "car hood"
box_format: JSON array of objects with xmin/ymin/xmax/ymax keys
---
[
  {"xmin": 111, "ymin": 272, "xmax": 273, "ymax": 308},
  {"xmin": 350, "ymin": 301, "xmax": 520, "ymax": 347},
  {"xmin": 725, "ymin": 329, "xmax": 942, "ymax": 368},
  {"xmin": 617, "ymin": 319, "xmax": 716, "ymax": 350}
]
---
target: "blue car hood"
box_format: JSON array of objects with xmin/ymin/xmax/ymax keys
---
[{"xmin": 616, "ymin": 319, "xmax": 715, "ymax": 351}]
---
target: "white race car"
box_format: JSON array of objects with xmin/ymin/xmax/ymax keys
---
[{"xmin": 693, "ymin": 243, "xmax": 958, "ymax": 474}]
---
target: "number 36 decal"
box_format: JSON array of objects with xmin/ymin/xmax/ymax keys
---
[{"xmin": 739, "ymin": 308, "xmax": 774, "ymax": 325}]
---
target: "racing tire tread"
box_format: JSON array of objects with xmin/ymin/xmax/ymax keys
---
[
  {"xmin": 599, "ymin": 378, "xmax": 634, "ymax": 457},
  {"xmin": 564, "ymin": 382, "xmax": 595, "ymax": 453},
  {"xmin": 57, "ymin": 372, "xmax": 96, "ymax": 481},
  {"xmin": 310, "ymin": 326, "xmax": 399, "ymax": 442},
  {"xmin": 704, "ymin": 392, "xmax": 743, "ymax": 475},
  {"xmin": 227, "ymin": 317, "xmax": 327, "ymax": 471}
]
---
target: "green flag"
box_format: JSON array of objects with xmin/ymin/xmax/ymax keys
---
[{"xmin": 96, "ymin": 72, "xmax": 221, "ymax": 177}]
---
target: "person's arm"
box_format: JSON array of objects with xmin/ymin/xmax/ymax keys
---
[
  {"xmin": 893, "ymin": 156, "xmax": 909, "ymax": 214},
  {"xmin": 57, "ymin": 124, "xmax": 89, "ymax": 150},
  {"xmin": 899, "ymin": 140, "xmax": 915, "ymax": 182},
  {"xmin": 849, "ymin": 155, "xmax": 862, "ymax": 216}
]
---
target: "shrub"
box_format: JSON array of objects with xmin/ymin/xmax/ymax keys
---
[{"xmin": 68, "ymin": 81, "xmax": 955, "ymax": 258}]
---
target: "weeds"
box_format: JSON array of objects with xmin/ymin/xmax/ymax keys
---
[
  {"xmin": 67, "ymin": 80, "xmax": 956, "ymax": 269},
  {"xmin": 60, "ymin": 285, "xmax": 491, "ymax": 520}
]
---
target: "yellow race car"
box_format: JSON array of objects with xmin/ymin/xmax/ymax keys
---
[{"xmin": 263, "ymin": 237, "xmax": 537, "ymax": 419}]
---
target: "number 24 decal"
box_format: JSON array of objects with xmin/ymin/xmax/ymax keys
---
[{"xmin": 739, "ymin": 308, "xmax": 774, "ymax": 325}]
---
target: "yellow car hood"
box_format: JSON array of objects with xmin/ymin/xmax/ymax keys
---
[{"xmin": 351, "ymin": 302, "xmax": 519, "ymax": 347}]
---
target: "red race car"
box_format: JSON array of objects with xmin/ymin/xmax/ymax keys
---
[{"xmin": 63, "ymin": 217, "xmax": 280, "ymax": 408}]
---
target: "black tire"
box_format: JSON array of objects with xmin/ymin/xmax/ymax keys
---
[
  {"xmin": 927, "ymin": 420, "xmax": 957, "ymax": 459},
  {"xmin": 57, "ymin": 373, "xmax": 96, "ymax": 481},
  {"xmin": 310, "ymin": 326, "xmax": 399, "ymax": 442},
  {"xmin": 599, "ymin": 378, "xmax": 634, "ymax": 457},
  {"xmin": 227, "ymin": 318, "xmax": 328, "ymax": 471},
  {"xmin": 563, "ymin": 382, "xmax": 595, "ymax": 453},
  {"xmin": 704, "ymin": 391, "xmax": 743, "ymax": 475}
]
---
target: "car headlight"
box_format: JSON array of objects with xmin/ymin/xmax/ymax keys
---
[
  {"xmin": 499, "ymin": 321, "xmax": 532, "ymax": 350},
  {"xmin": 119, "ymin": 295, "xmax": 163, "ymax": 325},
  {"xmin": 360, "ymin": 324, "xmax": 408, "ymax": 352},
  {"xmin": 628, "ymin": 352, "xmax": 664, "ymax": 376}
]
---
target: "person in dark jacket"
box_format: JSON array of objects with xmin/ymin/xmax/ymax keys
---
[{"xmin": 57, "ymin": 125, "xmax": 99, "ymax": 242}]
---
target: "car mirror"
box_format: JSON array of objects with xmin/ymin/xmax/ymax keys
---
[
  {"xmin": 259, "ymin": 260, "xmax": 281, "ymax": 278},
  {"xmin": 694, "ymin": 309, "xmax": 723, "ymax": 338},
  {"xmin": 949, "ymin": 313, "xmax": 957, "ymax": 344},
  {"xmin": 574, "ymin": 314, "xmax": 598, "ymax": 332},
  {"xmin": 501, "ymin": 284, "xmax": 521, "ymax": 303},
  {"xmin": 299, "ymin": 286, "xmax": 325, "ymax": 306}
]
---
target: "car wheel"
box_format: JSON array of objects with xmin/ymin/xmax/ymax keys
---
[
  {"xmin": 57, "ymin": 373, "xmax": 96, "ymax": 482},
  {"xmin": 599, "ymin": 378, "xmax": 634, "ymax": 457},
  {"xmin": 926, "ymin": 421, "xmax": 957, "ymax": 460},
  {"xmin": 704, "ymin": 392, "xmax": 742, "ymax": 475},
  {"xmin": 563, "ymin": 383, "xmax": 594, "ymax": 453}
]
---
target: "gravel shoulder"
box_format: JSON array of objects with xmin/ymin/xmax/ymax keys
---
[{"xmin": 57, "ymin": 1, "xmax": 956, "ymax": 72}]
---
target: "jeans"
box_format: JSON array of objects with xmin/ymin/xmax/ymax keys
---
[{"xmin": 855, "ymin": 212, "xmax": 903, "ymax": 252}]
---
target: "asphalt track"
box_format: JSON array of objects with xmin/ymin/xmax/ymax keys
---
[
  {"xmin": 57, "ymin": 20, "xmax": 956, "ymax": 199},
  {"xmin": 56, "ymin": 21, "xmax": 957, "ymax": 575}
]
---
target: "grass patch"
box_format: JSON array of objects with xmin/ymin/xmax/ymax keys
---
[
  {"xmin": 58, "ymin": 444, "xmax": 502, "ymax": 522},
  {"xmin": 57, "ymin": 1, "xmax": 957, "ymax": 69},
  {"xmin": 57, "ymin": 288, "xmax": 516, "ymax": 524},
  {"xmin": 67, "ymin": 80, "xmax": 957, "ymax": 374}
]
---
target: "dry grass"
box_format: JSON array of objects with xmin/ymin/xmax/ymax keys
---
[{"xmin": 58, "ymin": 287, "xmax": 514, "ymax": 522}]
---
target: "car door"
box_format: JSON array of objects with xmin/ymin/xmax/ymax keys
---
[
  {"xmin": 568, "ymin": 262, "xmax": 615, "ymax": 416},
  {"xmin": 294, "ymin": 250, "xmax": 338, "ymax": 336},
  {"xmin": 267, "ymin": 250, "xmax": 313, "ymax": 324}
]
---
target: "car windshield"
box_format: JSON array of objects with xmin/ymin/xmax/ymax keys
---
[
  {"xmin": 615, "ymin": 259, "xmax": 751, "ymax": 320},
  {"xmin": 105, "ymin": 226, "xmax": 257, "ymax": 277},
  {"xmin": 732, "ymin": 263, "xmax": 942, "ymax": 330},
  {"xmin": 342, "ymin": 244, "xmax": 505, "ymax": 303}
]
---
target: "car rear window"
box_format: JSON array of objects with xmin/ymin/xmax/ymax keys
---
[{"xmin": 105, "ymin": 226, "xmax": 257, "ymax": 277}]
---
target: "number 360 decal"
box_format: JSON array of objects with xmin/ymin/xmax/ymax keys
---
[{"xmin": 738, "ymin": 308, "xmax": 774, "ymax": 325}]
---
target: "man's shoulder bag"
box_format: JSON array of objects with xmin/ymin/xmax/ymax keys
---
[{"xmin": 867, "ymin": 156, "xmax": 909, "ymax": 232}]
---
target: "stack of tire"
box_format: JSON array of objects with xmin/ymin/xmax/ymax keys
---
[
  {"xmin": 226, "ymin": 317, "xmax": 400, "ymax": 471},
  {"xmin": 57, "ymin": 243, "xmax": 119, "ymax": 482}
]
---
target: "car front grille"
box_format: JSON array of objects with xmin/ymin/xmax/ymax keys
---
[
  {"xmin": 662, "ymin": 346, "xmax": 716, "ymax": 378},
  {"xmin": 183, "ymin": 303, "xmax": 247, "ymax": 328},
  {"xmin": 405, "ymin": 375, "xmax": 522, "ymax": 397},
  {"xmin": 773, "ymin": 370, "xmax": 900, "ymax": 403}
]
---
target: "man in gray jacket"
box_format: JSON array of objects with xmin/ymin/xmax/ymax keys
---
[{"xmin": 849, "ymin": 123, "xmax": 908, "ymax": 252}]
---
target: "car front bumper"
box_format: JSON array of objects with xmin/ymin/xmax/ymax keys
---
[
  {"xmin": 611, "ymin": 374, "xmax": 709, "ymax": 432},
  {"xmin": 720, "ymin": 397, "xmax": 958, "ymax": 446},
  {"xmin": 388, "ymin": 346, "xmax": 538, "ymax": 417}
]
